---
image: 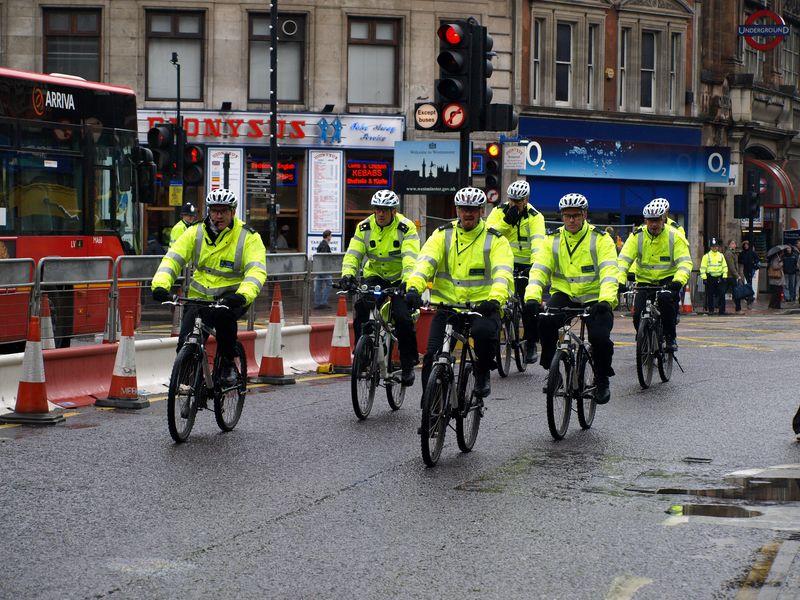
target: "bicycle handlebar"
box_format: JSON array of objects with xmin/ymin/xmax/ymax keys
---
[
  {"xmin": 425, "ymin": 302, "xmax": 483, "ymax": 317},
  {"xmin": 540, "ymin": 306, "xmax": 590, "ymax": 318},
  {"xmin": 162, "ymin": 296, "xmax": 229, "ymax": 310}
]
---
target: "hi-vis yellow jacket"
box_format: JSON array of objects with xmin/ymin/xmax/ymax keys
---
[
  {"xmin": 525, "ymin": 221, "xmax": 619, "ymax": 306},
  {"xmin": 406, "ymin": 220, "xmax": 514, "ymax": 306},
  {"xmin": 486, "ymin": 202, "xmax": 547, "ymax": 266},
  {"xmin": 617, "ymin": 226, "xmax": 693, "ymax": 285},
  {"xmin": 169, "ymin": 219, "xmax": 191, "ymax": 246},
  {"xmin": 700, "ymin": 250, "xmax": 728, "ymax": 279},
  {"xmin": 152, "ymin": 218, "xmax": 267, "ymax": 305},
  {"xmin": 341, "ymin": 213, "xmax": 419, "ymax": 282}
]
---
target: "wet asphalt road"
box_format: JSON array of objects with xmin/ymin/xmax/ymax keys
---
[{"xmin": 1, "ymin": 312, "xmax": 800, "ymax": 599}]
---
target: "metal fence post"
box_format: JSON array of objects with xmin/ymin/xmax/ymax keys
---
[{"xmin": 302, "ymin": 268, "xmax": 310, "ymax": 325}]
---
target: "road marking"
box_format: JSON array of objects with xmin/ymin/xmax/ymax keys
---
[
  {"xmin": 605, "ymin": 574, "xmax": 653, "ymax": 600},
  {"xmin": 735, "ymin": 541, "xmax": 780, "ymax": 600},
  {"xmin": 0, "ymin": 423, "xmax": 19, "ymax": 429},
  {"xmin": 677, "ymin": 336, "xmax": 771, "ymax": 351}
]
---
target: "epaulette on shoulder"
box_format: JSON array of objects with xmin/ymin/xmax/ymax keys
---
[
  {"xmin": 669, "ymin": 221, "xmax": 680, "ymax": 229},
  {"xmin": 487, "ymin": 227, "xmax": 502, "ymax": 237},
  {"xmin": 359, "ymin": 220, "xmax": 371, "ymax": 231},
  {"xmin": 242, "ymin": 223, "xmax": 257, "ymax": 234},
  {"xmin": 397, "ymin": 220, "xmax": 409, "ymax": 233},
  {"xmin": 437, "ymin": 223, "xmax": 455, "ymax": 231}
]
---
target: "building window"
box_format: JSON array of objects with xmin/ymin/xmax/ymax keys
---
[
  {"xmin": 555, "ymin": 23, "xmax": 572, "ymax": 104},
  {"xmin": 743, "ymin": 15, "xmax": 766, "ymax": 80},
  {"xmin": 587, "ymin": 24, "xmax": 598, "ymax": 107},
  {"xmin": 640, "ymin": 31, "xmax": 656, "ymax": 111},
  {"xmin": 43, "ymin": 9, "xmax": 101, "ymax": 81},
  {"xmin": 249, "ymin": 14, "xmax": 305, "ymax": 103},
  {"xmin": 782, "ymin": 28, "xmax": 800, "ymax": 87},
  {"xmin": 669, "ymin": 33, "xmax": 680, "ymax": 112},
  {"xmin": 533, "ymin": 19, "xmax": 542, "ymax": 102},
  {"xmin": 619, "ymin": 27, "xmax": 629, "ymax": 109},
  {"xmin": 146, "ymin": 11, "xmax": 204, "ymax": 101},
  {"xmin": 347, "ymin": 18, "xmax": 399, "ymax": 106}
]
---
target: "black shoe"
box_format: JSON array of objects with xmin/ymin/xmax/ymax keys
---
[
  {"xmin": 525, "ymin": 344, "xmax": 539, "ymax": 364},
  {"xmin": 594, "ymin": 377, "xmax": 611, "ymax": 405},
  {"xmin": 401, "ymin": 366, "xmax": 415, "ymax": 387},
  {"xmin": 220, "ymin": 363, "xmax": 238, "ymax": 387},
  {"xmin": 474, "ymin": 371, "xmax": 491, "ymax": 398},
  {"xmin": 665, "ymin": 338, "xmax": 678, "ymax": 352}
]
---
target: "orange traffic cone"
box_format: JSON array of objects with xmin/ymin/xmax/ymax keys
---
[
  {"xmin": 40, "ymin": 294, "xmax": 55, "ymax": 350},
  {"xmin": 0, "ymin": 316, "xmax": 65, "ymax": 425},
  {"xmin": 328, "ymin": 295, "xmax": 352, "ymax": 374},
  {"xmin": 251, "ymin": 300, "xmax": 296, "ymax": 385},
  {"xmin": 681, "ymin": 284, "xmax": 693, "ymax": 314},
  {"xmin": 273, "ymin": 282, "xmax": 286, "ymax": 326},
  {"xmin": 94, "ymin": 312, "xmax": 149, "ymax": 409}
]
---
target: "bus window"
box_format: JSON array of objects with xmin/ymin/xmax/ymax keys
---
[
  {"xmin": 94, "ymin": 129, "xmax": 138, "ymax": 252},
  {"xmin": 1, "ymin": 151, "xmax": 84, "ymax": 234},
  {"xmin": 19, "ymin": 120, "xmax": 82, "ymax": 154},
  {"xmin": 0, "ymin": 118, "xmax": 14, "ymax": 148}
]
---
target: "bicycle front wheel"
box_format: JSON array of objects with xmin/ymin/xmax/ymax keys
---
[
  {"xmin": 214, "ymin": 342, "xmax": 247, "ymax": 432},
  {"xmin": 420, "ymin": 364, "xmax": 449, "ymax": 467},
  {"xmin": 496, "ymin": 317, "xmax": 512, "ymax": 377},
  {"xmin": 385, "ymin": 337, "xmax": 405, "ymax": 411},
  {"xmin": 351, "ymin": 335, "xmax": 377, "ymax": 420},
  {"xmin": 545, "ymin": 350, "xmax": 572, "ymax": 440},
  {"xmin": 167, "ymin": 345, "xmax": 202, "ymax": 443},
  {"xmin": 657, "ymin": 331, "xmax": 674, "ymax": 383},
  {"xmin": 455, "ymin": 361, "xmax": 481, "ymax": 453},
  {"xmin": 576, "ymin": 346, "xmax": 596, "ymax": 430},
  {"xmin": 513, "ymin": 305, "xmax": 527, "ymax": 373},
  {"xmin": 635, "ymin": 321, "xmax": 655, "ymax": 389}
]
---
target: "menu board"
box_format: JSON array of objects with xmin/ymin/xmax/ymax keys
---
[
  {"xmin": 308, "ymin": 150, "xmax": 343, "ymax": 235},
  {"xmin": 345, "ymin": 160, "xmax": 391, "ymax": 188}
]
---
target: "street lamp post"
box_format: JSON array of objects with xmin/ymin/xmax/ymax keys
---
[
  {"xmin": 171, "ymin": 52, "xmax": 184, "ymax": 201},
  {"xmin": 268, "ymin": 2, "xmax": 279, "ymax": 253}
]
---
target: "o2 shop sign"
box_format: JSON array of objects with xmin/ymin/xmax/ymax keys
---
[
  {"xmin": 346, "ymin": 160, "xmax": 391, "ymax": 188},
  {"xmin": 738, "ymin": 10, "xmax": 789, "ymax": 51}
]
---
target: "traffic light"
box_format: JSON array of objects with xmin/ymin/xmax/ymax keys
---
[
  {"xmin": 435, "ymin": 20, "xmax": 472, "ymax": 130},
  {"xmin": 485, "ymin": 142, "xmax": 501, "ymax": 202},
  {"xmin": 745, "ymin": 168, "xmax": 760, "ymax": 215},
  {"xmin": 475, "ymin": 27, "xmax": 494, "ymax": 128},
  {"xmin": 183, "ymin": 145, "xmax": 205, "ymax": 185},
  {"xmin": 147, "ymin": 123, "xmax": 176, "ymax": 178}
]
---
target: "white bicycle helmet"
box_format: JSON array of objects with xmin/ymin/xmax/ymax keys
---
[
  {"xmin": 370, "ymin": 189, "xmax": 399, "ymax": 207},
  {"xmin": 454, "ymin": 186, "xmax": 487, "ymax": 207},
  {"xmin": 507, "ymin": 180, "xmax": 530, "ymax": 200},
  {"xmin": 558, "ymin": 192, "xmax": 588, "ymax": 211},
  {"xmin": 205, "ymin": 188, "xmax": 238, "ymax": 209},
  {"xmin": 652, "ymin": 197, "xmax": 670, "ymax": 212},
  {"xmin": 642, "ymin": 198, "xmax": 668, "ymax": 218}
]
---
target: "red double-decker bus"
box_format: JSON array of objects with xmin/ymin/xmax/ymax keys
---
[{"xmin": 0, "ymin": 68, "xmax": 154, "ymax": 350}]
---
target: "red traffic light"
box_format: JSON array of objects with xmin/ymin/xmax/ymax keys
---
[
  {"xmin": 184, "ymin": 145, "xmax": 204, "ymax": 165},
  {"xmin": 486, "ymin": 143, "xmax": 501, "ymax": 158},
  {"xmin": 147, "ymin": 124, "xmax": 174, "ymax": 149},
  {"xmin": 438, "ymin": 24, "xmax": 464, "ymax": 46}
]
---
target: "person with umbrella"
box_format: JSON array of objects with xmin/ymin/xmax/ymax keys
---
[
  {"xmin": 783, "ymin": 245, "xmax": 798, "ymax": 302},
  {"xmin": 700, "ymin": 238, "xmax": 728, "ymax": 314},
  {"xmin": 766, "ymin": 244, "xmax": 787, "ymax": 309}
]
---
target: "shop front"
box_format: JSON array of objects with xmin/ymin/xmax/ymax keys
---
[{"xmin": 137, "ymin": 110, "xmax": 404, "ymax": 253}]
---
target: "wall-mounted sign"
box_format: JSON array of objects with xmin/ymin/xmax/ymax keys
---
[
  {"xmin": 139, "ymin": 110, "xmax": 404, "ymax": 149},
  {"xmin": 247, "ymin": 160, "xmax": 298, "ymax": 186},
  {"xmin": 308, "ymin": 150, "xmax": 343, "ymax": 236},
  {"xmin": 415, "ymin": 103, "xmax": 438, "ymax": 129},
  {"xmin": 393, "ymin": 141, "xmax": 461, "ymax": 194},
  {"xmin": 503, "ymin": 145, "xmax": 527, "ymax": 170},
  {"xmin": 207, "ymin": 148, "xmax": 245, "ymax": 220},
  {"xmin": 471, "ymin": 153, "xmax": 485, "ymax": 175},
  {"xmin": 345, "ymin": 160, "xmax": 391, "ymax": 188}
]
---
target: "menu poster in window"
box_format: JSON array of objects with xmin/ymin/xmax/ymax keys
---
[
  {"xmin": 206, "ymin": 148, "xmax": 245, "ymax": 221},
  {"xmin": 308, "ymin": 150, "xmax": 343, "ymax": 237},
  {"xmin": 345, "ymin": 160, "xmax": 391, "ymax": 188}
]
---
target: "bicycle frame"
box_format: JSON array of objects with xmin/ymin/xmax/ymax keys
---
[{"xmin": 185, "ymin": 317, "xmax": 215, "ymax": 390}]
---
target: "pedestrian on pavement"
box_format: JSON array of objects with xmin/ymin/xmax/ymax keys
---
[
  {"xmin": 700, "ymin": 238, "xmax": 728, "ymax": 315},
  {"xmin": 782, "ymin": 246, "xmax": 798, "ymax": 302},
  {"xmin": 767, "ymin": 251, "xmax": 784, "ymax": 309},
  {"xmin": 724, "ymin": 240, "xmax": 744, "ymax": 312},
  {"xmin": 275, "ymin": 224, "xmax": 291, "ymax": 250},
  {"xmin": 738, "ymin": 240, "xmax": 759, "ymax": 308},
  {"xmin": 169, "ymin": 202, "xmax": 199, "ymax": 246},
  {"xmin": 314, "ymin": 230, "xmax": 333, "ymax": 309},
  {"xmin": 793, "ymin": 403, "xmax": 800, "ymax": 442}
]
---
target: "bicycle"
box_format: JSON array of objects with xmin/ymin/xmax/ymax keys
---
[
  {"xmin": 541, "ymin": 307, "xmax": 597, "ymax": 441},
  {"xmin": 162, "ymin": 297, "xmax": 247, "ymax": 443},
  {"xmin": 624, "ymin": 284, "xmax": 681, "ymax": 389},
  {"xmin": 496, "ymin": 272, "xmax": 528, "ymax": 377},
  {"xmin": 344, "ymin": 283, "xmax": 409, "ymax": 420},
  {"xmin": 418, "ymin": 303, "xmax": 484, "ymax": 467}
]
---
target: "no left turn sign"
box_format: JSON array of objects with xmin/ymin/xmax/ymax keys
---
[{"xmin": 442, "ymin": 103, "xmax": 467, "ymax": 130}]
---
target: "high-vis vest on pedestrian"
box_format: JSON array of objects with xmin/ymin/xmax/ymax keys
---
[
  {"xmin": 341, "ymin": 213, "xmax": 420, "ymax": 282},
  {"xmin": 700, "ymin": 250, "xmax": 728, "ymax": 279},
  {"xmin": 525, "ymin": 221, "xmax": 619, "ymax": 306},
  {"xmin": 486, "ymin": 202, "xmax": 546, "ymax": 266},
  {"xmin": 406, "ymin": 220, "xmax": 513, "ymax": 307},
  {"xmin": 169, "ymin": 219, "xmax": 190, "ymax": 246},
  {"xmin": 152, "ymin": 217, "xmax": 267, "ymax": 305},
  {"xmin": 617, "ymin": 226, "xmax": 693, "ymax": 285}
]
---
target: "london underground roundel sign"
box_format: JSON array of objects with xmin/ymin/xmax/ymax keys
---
[{"xmin": 740, "ymin": 9, "xmax": 789, "ymax": 52}]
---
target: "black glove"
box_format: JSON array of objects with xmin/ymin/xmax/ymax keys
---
[
  {"xmin": 477, "ymin": 299, "xmax": 501, "ymax": 317},
  {"xmin": 668, "ymin": 280, "xmax": 684, "ymax": 293},
  {"xmin": 618, "ymin": 282, "xmax": 628, "ymax": 295},
  {"xmin": 524, "ymin": 299, "xmax": 541, "ymax": 318},
  {"xmin": 339, "ymin": 275, "xmax": 357, "ymax": 291},
  {"xmin": 503, "ymin": 204, "xmax": 521, "ymax": 225},
  {"xmin": 405, "ymin": 288, "xmax": 422, "ymax": 310},
  {"xmin": 588, "ymin": 301, "xmax": 611, "ymax": 317},
  {"xmin": 152, "ymin": 287, "xmax": 171, "ymax": 303},
  {"xmin": 219, "ymin": 293, "xmax": 247, "ymax": 309}
]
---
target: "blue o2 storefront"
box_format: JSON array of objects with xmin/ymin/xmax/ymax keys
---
[{"xmin": 516, "ymin": 116, "xmax": 717, "ymax": 235}]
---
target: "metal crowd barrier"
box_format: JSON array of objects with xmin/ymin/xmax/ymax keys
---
[{"xmin": 0, "ymin": 258, "xmax": 35, "ymax": 347}]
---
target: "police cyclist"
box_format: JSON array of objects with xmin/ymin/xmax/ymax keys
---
[
  {"xmin": 524, "ymin": 193, "xmax": 618, "ymax": 404},
  {"xmin": 700, "ymin": 237, "xmax": 728, "ymax": 315},
  {"xmin": 617, "ymin": 198, "xmax": 693, "ymax": 352},
  {"xmin": 169, "ymin": 202, "xmax": 199, "ymax": 246},
  {"xmin": 405, "ymin": 187, "xmax": 514, "ymax": 399},
  {"xmin": 340, "ymin": 189, "xmax": 420, "ymax": 386},
  {"xmin": 151, "ymin": 189, "xmax": 267, "ymax": 384},
  {"xmin": 486, "ymin": 179, "xmax": 546, "ymax": 364}
]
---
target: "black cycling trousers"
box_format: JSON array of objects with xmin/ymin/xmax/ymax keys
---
[
  {"xmin": 538, "ymin": 292, "xmax": 615, "ymax": 379},
  {"xmin": 178, "ymin": 304, "xmax": 248, "ymax": 360},
  {"xmin": 422, "ymin": 309, "xmax": 500, "ymax": 389},
  {"xmin": 632, "ymin": 280, "xmax": 678, "ymax": 341},
  {"xmin": 514, "ymin": 265, "xmax": 538, "ymax": 345},
  {"xmin": 353, "ymin": 276, "xmax": 417, "ymax": 369}
]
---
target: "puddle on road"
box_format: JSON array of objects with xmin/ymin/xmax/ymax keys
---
[
  {"xmin": 666, "ymin": 504, "xmax": 764, "ymax": 519},
  {"xmin": 653, "ymin": 476, "xmax": 800, "ymax": 503}
]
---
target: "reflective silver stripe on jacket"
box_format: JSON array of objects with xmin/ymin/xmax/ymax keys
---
[
  {"xmin": 233, "ymin": 229, "xmax": 247, "ymax": 272},
  {"xmin": 157, "ymin": 265, "xmax": 178, "ymax": 278},
  {"xmin": 532, "ymin": 262, "xmax": 552, "ymax": 276},
  {"xmin": 189, "ymin": 280, "xmax": 240, "ymax": 298},
  {"xmin": 197, "ymin": 266, "xmax": 242, "ymax": 279},
  {"xmin": 242, "ymin": 276, "xmax": 264, "ymax": 292},
  {"xmin": 166, "ymin": 250, "xmax": 187, "ymax": 269},
  {"xmin": 437, "ymin": 225, "xmax": 494, "ymax": 287},
  {"xmin": 552, "ymin": 230, "xmax": 599, "ymax": 282},
  {"xmin": 244, "ymin": 261, "xmax": 266, "ymax": 272},
  {"xmin": 193, "ymin": 224, "xmax": 204, "ymax": 268}
]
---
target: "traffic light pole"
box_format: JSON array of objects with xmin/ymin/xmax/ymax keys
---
[
  {"xmin": 459, "ymin": 129, "xmax": 471, "ymax": 188},
  {"xmin": 267, "ymin": 2, "xmax": 279, "ymax": 253},
  {"xmin": 171, "ymin": 53, "xmax": 184, "ymax": 202}
]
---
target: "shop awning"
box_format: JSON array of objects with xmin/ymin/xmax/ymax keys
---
[{"xmin": 744, "ymin": 157, "xmax": 799, "ymax": 208}]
